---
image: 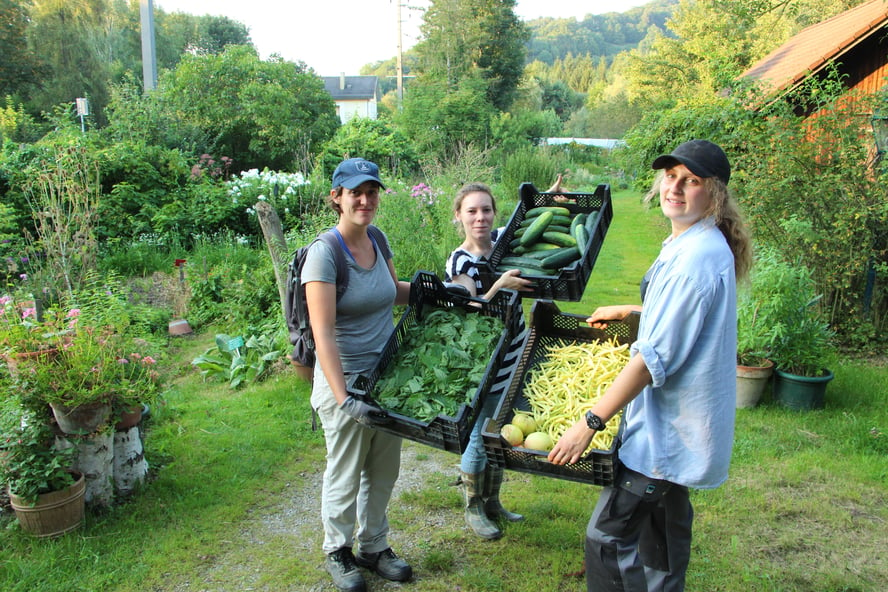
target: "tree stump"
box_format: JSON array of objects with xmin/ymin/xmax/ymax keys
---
[
  {"xmin": 113, "ymin": 426, "xmax": 148, "ymax": 496},
  {"xmin": 59, "ymin": 432, "xmax": 114, "ymax": 508}
]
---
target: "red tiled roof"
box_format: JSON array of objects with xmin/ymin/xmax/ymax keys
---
[{"xmin": 741, "ymin": 0, "xmax": 888, "ymax": 94}]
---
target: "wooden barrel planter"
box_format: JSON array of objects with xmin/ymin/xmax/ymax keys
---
[{"xmin": 8, "ymin": 472, "xmax": 86, "ymax": 537}]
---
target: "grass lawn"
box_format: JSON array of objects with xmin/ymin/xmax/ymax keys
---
[{"xmin": 1, "ymin": 189, "xmax": 885, "ymax": 591}]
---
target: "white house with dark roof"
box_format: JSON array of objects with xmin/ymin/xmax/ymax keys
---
[{"xmin": 322, "ymin": 74, "xmax": 380, "ymax": 124}]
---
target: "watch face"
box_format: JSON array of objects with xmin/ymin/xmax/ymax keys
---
[{"xmin": 586, "ymin": 411, "xmax": 604, "ymax": 430}]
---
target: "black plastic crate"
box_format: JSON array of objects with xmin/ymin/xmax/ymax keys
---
[
  {"xmin": 478, "ymin": 182, "xmax": 613, "ymax": 301},
  {"xmin": 347, "ymin": 271, "xmax": 523, "ymax": 454},
  {"xmin": 481, "ymin": 300, "xmax": 639, "ymax": 485}
]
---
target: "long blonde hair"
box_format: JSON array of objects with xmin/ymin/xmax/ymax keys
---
[{"xmin": 645, "ymin": 171, "xmax": 752, "ymax": 282}]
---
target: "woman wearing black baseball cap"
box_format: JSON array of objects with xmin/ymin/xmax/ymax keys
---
[{"xmin": 549, "ymin": 139, "xmax": 752, "ymax": 591}]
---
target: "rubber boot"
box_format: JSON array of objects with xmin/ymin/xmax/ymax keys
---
[
  {"xmin": 483, "ymin": 465, "xmax": 524, "ymax": 522},
  {"xmin": 460, "ymin": 471, "xmax": 502, "ymax": 540}
]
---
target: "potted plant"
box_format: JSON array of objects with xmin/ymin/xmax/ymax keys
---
[
  {"xmin": 736, "ymin": 283, "xmax": 775, "ymax": 408},
  {"xmin": 743, "ymin": 248, "xmax": 835, "ymax": 410},
  {"xmin": 110, "ymin": 346, "xmax": 163, "ymax": 431},
  {"xmin": 0, "ymin": 295, "xmax": 64, "ymax": 376},
  {"xmin": 1, "ymin": 418, "xmax": 85, "ymax": 537},
  {"xmin": 21, "ymin": 311, "xmax": 117, "ymax": 434}
]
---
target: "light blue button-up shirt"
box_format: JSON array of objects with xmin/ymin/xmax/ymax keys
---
[{"xmin": 620, "ymin": 217, "xmax": 737, "ymax": 489}]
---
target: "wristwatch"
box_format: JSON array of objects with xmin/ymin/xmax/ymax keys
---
[{"xmin": 585, "ymin": 410, "xmax": 606, "ymax": 431}]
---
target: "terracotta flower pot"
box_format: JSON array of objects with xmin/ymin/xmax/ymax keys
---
[
  {"xmin": 736, "ymin": 359, "xmax": 774, "ymax": 408},
  {"xmin": 50, "ymin": 401, "xmax": 112, "ymax": 435},
  {"xmin": 3, "ymin": 348, "xmax": 58, "ymax": 380},
  {"xmin": 114, "ymin": 404, "xmax": 144, "ymax": 430}
]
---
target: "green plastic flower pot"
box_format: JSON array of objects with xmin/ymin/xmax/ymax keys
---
[{"xmin": 772, "ymin": 368, "xmax": 834, "ymax": 411}]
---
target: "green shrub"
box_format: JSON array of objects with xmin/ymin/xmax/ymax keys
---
[
  {"xmin": 191, "ymin": 331, "xmax": 285, "ymax": 389},
  {"xmin": 185, "ymin": 237, "xmax": 279, "ymax": 332},
  {"xmin": 500, "ymin": 146, "xmax": 566, "ymax": 195}
]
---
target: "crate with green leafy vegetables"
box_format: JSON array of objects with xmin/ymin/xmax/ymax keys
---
[{"xmin": 348, "ymin": 271, "xmax": 522, "ymax": 454}]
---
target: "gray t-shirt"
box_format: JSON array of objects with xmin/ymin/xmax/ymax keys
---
[{"xmin": 300, "ymin": 232, "xmax": 397, "ymax": 375}]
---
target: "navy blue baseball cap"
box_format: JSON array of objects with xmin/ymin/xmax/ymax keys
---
[
  {"xmin": 332, "ymin": 158, "xmax": 385, "ymax": 190},
  {"xmin": 652, "ymin": 139, "xmax": 731, "ymax": 185}
]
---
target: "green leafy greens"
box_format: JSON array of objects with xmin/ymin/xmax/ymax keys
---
[{"xmin": 375, "ymin": 307, "xmax": 505, "ymax": 422}]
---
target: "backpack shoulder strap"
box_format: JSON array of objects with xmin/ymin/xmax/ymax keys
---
[
  {"xmin": 317, "ymin": 231, "xmax": 349, "ymax": 301},
  {"xmin": 367, "ymin": 224, "xmax": 390, "ymax": 258}
]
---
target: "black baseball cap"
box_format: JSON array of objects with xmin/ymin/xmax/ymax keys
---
[
  {"xmin": 651, "ymin": 139, "xmax": 731, "ymax": 185},
  {"xmin": 332, "ymin": 158, "xmax": 385, "ymax": 190}
]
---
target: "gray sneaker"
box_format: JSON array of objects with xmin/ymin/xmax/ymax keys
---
[
  {"xmin": 325, "ymin": 547, "xmax": 366, "ymax": 592},
  {"xmin": 355, "ymin": 547, "xmax": 413, "ymax": 582}
]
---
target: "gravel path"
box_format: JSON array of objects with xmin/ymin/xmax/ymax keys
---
[{"xmin": 169, "ymin": 441, "xmax": 462, "ymax": 592}]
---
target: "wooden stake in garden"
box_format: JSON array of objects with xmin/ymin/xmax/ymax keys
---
[{"xmin": 254, "ymin": 201, "xmax": 289, "ymax": 316}]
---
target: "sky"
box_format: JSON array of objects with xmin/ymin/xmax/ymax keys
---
[{"xmin": 151, "ymin": 0, "xmax": 651, "ymax": 76}]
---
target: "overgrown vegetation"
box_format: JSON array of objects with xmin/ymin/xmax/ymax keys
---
[
  {"xmin": 1, "ymin": 190, "xmax": 883, "ymax": 592},
  {"xmin": 0, "ymin": 1, "xmax": 886, "ymax": 584}
]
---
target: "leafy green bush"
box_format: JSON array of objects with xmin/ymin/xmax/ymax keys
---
[
  {"xmin": 191, "ymin": 332, "xmax": 285, "ymax": 389},
  {"xmin": 319, "ymin": 117, "xmax": 420, "ymax": 180},
  {"xmin": 744, "ymin": 247, "xmax": 836, "ymax": 376},
  {"xmin": 374, "ymin": 180, "xmax": 456, "ymax": 278},
  {"xmin": 500, "ymin": 146, "xmax": 567, "ymax": 195},
  {"xmin": 94, "ymin": 140, "xmax": 192, "ymax": 240},
  {"xmin": 185, "ymin": 238, "xmax": 279, "ymax": 332},
  {"xmin": 100, "ymin": 235, "xmax": 176, "ymax": 277}
]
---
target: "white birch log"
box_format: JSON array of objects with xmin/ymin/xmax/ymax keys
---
[
  {"xmin": 59, "ymin": 431, "xmax": 114, "ymax": 507},
  {"xmin": 113, "ymin": 426, "xmax": 148, "ymax": 496}
]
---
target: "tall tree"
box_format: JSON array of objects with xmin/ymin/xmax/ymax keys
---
[
  {"xmin": 414, "ymin": 0, "xmax": 528, "ymax": 110},
  {"xmin": 26, "ymin": 0, "xmax": 111, "ymax": 123},
  {"xmin": 622, "ymin": 0, "xmax": 868, "ymax": 109},
  {"xmin": 156, "ymin": 45, "xmax": 339, "ymax": 172},
  {"xmin": 0, "ymin": 0, "xmax": 42, "ymax": 100}
]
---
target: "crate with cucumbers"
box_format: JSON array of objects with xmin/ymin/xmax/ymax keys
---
[{"xmin": 479, "ymin": 182, "xmax": 612, "ymax": 301}]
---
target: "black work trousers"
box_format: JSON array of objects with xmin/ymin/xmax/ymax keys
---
[{"xmin": 584, "ymin": 465, "xmax": 693, "ymax": 592}]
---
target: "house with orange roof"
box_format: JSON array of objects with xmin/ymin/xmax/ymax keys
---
[{"xmin": 741, "ymin": 0, "xmax": 888, "ymax": 156}]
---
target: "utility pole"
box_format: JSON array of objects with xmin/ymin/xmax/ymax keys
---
[
  {"xmin": 396, "ymin": 0, "xmax": 404, "ymax": 108},
  {"xmin": 140, "ymin": 0, "xmax": 158, "ymax": 91}
]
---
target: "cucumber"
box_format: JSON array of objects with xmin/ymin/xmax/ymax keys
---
[
  {"xmin": 524, "ymin": 242, "xmax": 562, "ymax": 253},
  {"xmin": 523, "ymin": 246, "xmax": 579, "ymax": 260},
  {"xmin": 524, "ymin": 206, "xmax": 571, "ymax": 219},
  {"xmin": 573, "ymin": 224, "xmax": 589, "ymax": 255},
  {"xmin": 541, "ymin": 231, "xmax": 577, "ymax": 248},
  {"xmin": 515, "ymin": 224, "xmax": 567, "ymax": 237},
  {"xmin": 570, "ymin": 213, "xmax": 586, "ymax": 235},
  {"xmin": 519, "ymin": 211, "xmax": 553, "ymax": 246},
  {"xmin": 540, "ymin": 248, "xmax": 581, "ymax": 270},
  {"xmin": 584, "ymin": 210, "xmax": 600, "ymax": 235},
  {"xmin": 496, "ymin": 266, "xmax": 556, "ymax": 278},
  {"xmin": 546, "ymin": 224, "xmax": 571, "ymax": 235},
  {"xmin": 519, "ymin": 216, "xmax": 572, "ymax": 230},
  {"xmin": 498, "ymin": 256, "xmax": 550, "ymax": 269}
]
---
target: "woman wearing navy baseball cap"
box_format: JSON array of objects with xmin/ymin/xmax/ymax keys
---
[{"xmin": 303, "ymin": 157, "xmax": 413, "ymax": 591}]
